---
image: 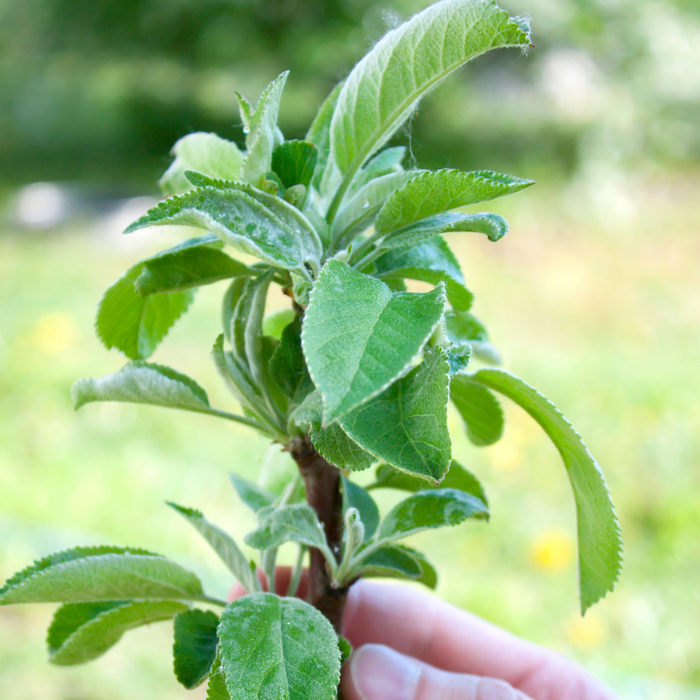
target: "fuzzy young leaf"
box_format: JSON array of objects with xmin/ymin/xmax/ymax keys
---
[
  {"xmin": 466, "ymin": 368, "xmax": 623, "ymax": 612},
  {"xmin": 173, "ymin": 609, "xmax": 219, "ymax": 689},
  {"xmin": 329, "ymin": 0, "xmax": 531, "ymax": 192},
  {"xmin": 160, "ymin": 133, "xmax": 244, "ymax": 196},
  {"xmin": 229, "ymin": 473, "xmax": 275, "ymax": 513},
  {"xmin": 268, "ymin": 315, "xmax": 310, "ymax": 401},
  {"xmin": 446, "ymin": 311, "xmax": 502, "ymax": 365},
  {"xmin": 241, "ymin": 73, "xmax": 289, "ymax": 185},
  {"xmin": 302, "ymin": 259, "xmax": 446, "ymax": 423},
  {"xmin": 373, "ymin": 237, "xmax": 473, "ymax": 312},
  {"xmin": 373, "ymin": 459, "xmax": 488, "ymax": 507},
  {"xmin": 72, "ymin": 362, "xmax": 209, "ymax": 413},
  {"xmin": 272, "ymin": 140, "xmax": 318, "ymax": 189},
  {"xmin": 167, "ymin": 503, "xmax": 259, "ymax": 594},
  {"xmin": 96, "ymin": 262, "xmax": 194, "ymax": 360},
  {"xmin": 207, "ymin": 658, "xmax": 231, "ymax": 700},
  {"xmin": 48, "ymin": 600, "xmax": 186, "ymax": 666},
  {"xmin": 218, "ymin": 593, "xmax": 341, "ymax": 700},
  {"xmin": 332, "ymin": 171, "xmax": 421, "ymax": 246},
  {"xmin": 306, "ymin": 82, "xmax": 343, "ymax": 191},
  {"xmin": 377, "ymin": 488, "xmax": 488, "ymax": 544},
  {"xmin": 342, "ymin": 478, "xmax": 379, "ymax": 542},
  {"xmin": 0, "ymin": 547, "xmax": 208, "ymax": 605},
  {"xmin": 339, "ymin": 349, "xmax": 451, "ymax": 484},
  {"xmin": 125, "ymin": 185, "xmax": 322, "ymax": 274},
  {"xmin": 244, "ymin": 504, "xmax": 327, "ymax": 551},
  {"xmin": 375, "ymin": 169, "xmax": 533, "ymax": 235},
  {"xmin": 348, "ymin": 146, "xmax": 407, "ymax": 195},
  {"xmin": 451, "ymin": 375, "xmax": 504, "ymax": 446},
  {"xmin": 136, "ymin": 245, "xmax": 251, "ymax": 295}
]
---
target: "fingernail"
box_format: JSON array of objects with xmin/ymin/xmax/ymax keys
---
[{"xmin": 349, "ymin": 644, "xmax": 419, "ymax": 700}]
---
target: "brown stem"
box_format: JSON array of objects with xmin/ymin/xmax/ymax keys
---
[{"xmin": 290, "ymin": 436, "xmax": 347, "ymax": 633}]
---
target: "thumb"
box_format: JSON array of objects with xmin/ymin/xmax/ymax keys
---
[{"xmin": 341, "ymin": 644, "xmax": 533, "ymax": 700}]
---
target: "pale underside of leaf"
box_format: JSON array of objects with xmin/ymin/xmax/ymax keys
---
[
  {"xmin": 467, "ymin": 368, "xmax": 622, "ymax": 613},
  {"xmin": 124, "ymin": 186, "xmax": 320, "ymax": 274},
  {"xmin": 167, "ymin": 503, "xmax": 258, "ymax": 594},
  {"xmin": 244, "ymin": 504, "xmax": 327, "ymax": 550},
  {"xmin": 160, "ymin": 132, "xmax": 244, "ymax": 196},
  {"xmin": 0, "ymin": 553, "xmax": 207, "ymax": 605},
  {"xmin": 72, "ymin": 361, "xmax": 209, "ymax": 413}
]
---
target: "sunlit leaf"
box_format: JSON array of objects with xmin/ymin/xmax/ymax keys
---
[
  {"xmin": 466, "ymin": 368, "xmax": 622, "ymax": 612},
  {"xmin": 218, "ymin": 593, "xmax": 340, "ymax": 700}
]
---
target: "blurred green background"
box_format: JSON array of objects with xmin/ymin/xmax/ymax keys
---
[{"xmin": 1, "ymin": 0, "xmax": 699, "ymax": 698}]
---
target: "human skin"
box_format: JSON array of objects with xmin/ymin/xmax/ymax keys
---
[{"xmin": 229, "ymin": 569, "xmax": 619, "ymax": 700}]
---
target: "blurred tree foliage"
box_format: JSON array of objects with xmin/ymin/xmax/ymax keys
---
[{"xmin": 0, "ymin": 0, "xmax": 698, "ymax": 187}]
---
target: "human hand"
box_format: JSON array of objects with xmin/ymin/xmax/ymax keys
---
[{"xmin": 229, "ymin": 570, "xmax": 619, "ymax": 700}]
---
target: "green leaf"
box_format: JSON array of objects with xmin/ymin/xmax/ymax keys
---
[
  {"xmin": 48, "ymin": 600, "xmax": 187, "ymax": 666},
  {"xmin": 218, "ymin": 593, "xmax": 341, "ymax": 700},
  {"xmin": 173, "ymin": 609, "xmax": 219, "ymax": 689},
  {"xmin": 445, "ymin": 311, "xmax": 502, "ymax": 365},
  {"xmin": 136, "ymin": 244, "xmax": 251, "ymax": 296},
  {"xmin": 262, "ymin": 309, "xmax": 296, "ymax": 339},
  {"xmin": 342, "ymin": 478, "xmax": 379, "ymax": 542},
  {"xmin": 375, "ymin": 169, "xmax": 533, "ymax": 235},
  {"xmin": 465, "ymin": 368, "xmax": 623, "ymax": 612},
  {"xmin": 72, "ymin": 362, "xmax": 209, "ymax": 413},
  {"xmin": 241, "ymin": 72, "xmax": 289, "ymax": 185},
  {"xmin": 379, "ymin": 211, "xmax": 509, "ymax": 250},
  {"xmin": 359, "ymin": 544, "xmax": 422, "ymax": 579},
  {"xmin": 331, "ymin": 171, "xmax": 419, "ymax": 246},
  {"xmin": 207, "ymin": 657, "xmax": 231, "ymax": 700},
  {"xmin": 268, "ymin": 315, "xmax": 309, "ymax": 401},
  {"xmin": 96, "ymin": 262, "xmax": 194, "ymax": 360},
  {"xmin": 338, "ymin": 636, "xmax": 353, "ymax": 665},
  {"xmin": 348, "ymin": 146, "xmax": 407, "ymax": 195},
  {"xmin": 404, "ymin": 546, "xmax": 439, "ymax": 589},
  {"xmin": 451, "ymin": 375, "xmax": 504, "ymax": 446},
  {"xmin": 377, "ymin": 488, "xmax": 489, "ymax": 543},
  {"xmin": 306, "ymin": 82, "xmax": 343, "ymax": 192},
  {"xmin": 339, "ymin": 348, "xmax": 451, "ymax": 484},
  {"xmin": 447, "ymin": 343, "xmax": 472, "ymax": 375},
  {"xmin": 0, "ymin": 547, "xmax": 208, "ymax": 606},
  {"xmin": 294, "ymin": 392, "xmax": 376, "ymax": 471},
  {"xmin": 124, "ymin": 185, "xmax": 322, "ymax": 274},
  {"xmin": 373, "ymin": 237, "xmax": 473, "ymax": 312},
  {"xmin": 167, "ymin": 503, "xmax": 259, "ymax": 595},
  {"xmin": 229, "ymin": 473, "xmax": 275, "ymax": 513},
  {"xmin": 372, "ymin": 460, "xmax": 488, "ymax": 507},
  {"xmin": 160, "ymin": 133, "xmax": 244, "ymax": 196},
  {"xmin": 302, "ymin": 259, "xmax": 446, "ymax": 423},
  {"xmin": 244, "ymin": 504, "xmax": 327, "ymax": 551},
  {"xmin": 272, "ymin": 140, "xmax": 319, "ymax": 189},
  {"xmin": 329, "ymin": 0, "xmax": 531, "ymax": 195}
]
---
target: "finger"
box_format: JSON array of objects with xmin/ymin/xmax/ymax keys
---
[
  {"xmin": 227, "ymin": 567, "xmax": 309, "ymax": 602},
  {"xmin": 342, "ymin": 581, "xmax": 619, "ymax": 699},
  {"xmin": 341, "ymin": 644, "xmax": 533, "ymax": 700}
]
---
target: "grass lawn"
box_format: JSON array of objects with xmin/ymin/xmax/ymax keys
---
[{"xmin": 1, "ymin": 177, "xmax": 699, "ymax": 699}]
